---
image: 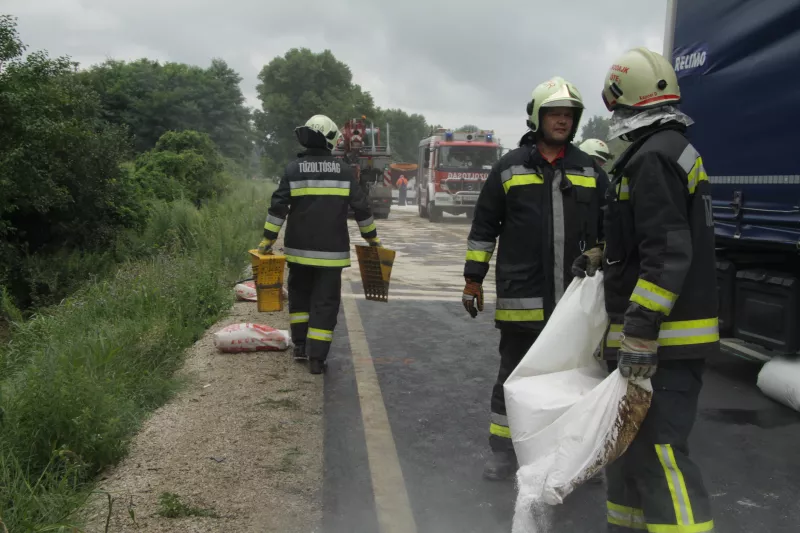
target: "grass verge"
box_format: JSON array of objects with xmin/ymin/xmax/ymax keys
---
[{"xmin": 0, "ymin": 179, "xmax": 273, "ymax": 531}]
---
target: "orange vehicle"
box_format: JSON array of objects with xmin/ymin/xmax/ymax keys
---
[{"xmin": 416, "ymin": 128, "xmax": 501, "ymax": 222}]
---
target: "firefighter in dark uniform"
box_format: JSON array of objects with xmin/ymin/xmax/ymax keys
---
[
  {"xmin": 463, "ymin": 77, "xmax": 609, "ymax": 480},
  {"xmin": 258, "ymin": 115, "xmax": 381, "ymax": 375},
  {"xmin": 587, "ymin": 47, "xmax": 717, "ymax": 532}
]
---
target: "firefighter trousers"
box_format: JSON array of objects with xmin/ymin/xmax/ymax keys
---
[
  {"xmin": 489, "ymin": 329, "xmax": 539, "ymax": 452},
  {"xmin": 287, "ymin": 264, "xmax": 342, "ymax": 362},
  {"xmin": 606, "ymin": 359, "xmax": 715, "ymax": 532}
]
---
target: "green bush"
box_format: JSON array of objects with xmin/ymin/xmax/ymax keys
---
[
  {"xmin": 0, "ymin": 179, "xmax": 273, "ymax": 531},
  {"xmin": 0, "ymin": 15, "xmax": 149, "ymax": 310},
  {"xmin": 134, "ymin": 130, "xmax": 231, "ymax": 205}
]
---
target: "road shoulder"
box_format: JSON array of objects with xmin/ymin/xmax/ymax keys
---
[{"xmin": 81, "ymin": 258, "xmax": 323, "ymax": 532}]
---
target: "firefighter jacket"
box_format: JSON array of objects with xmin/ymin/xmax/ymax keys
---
[
  {"xmin": 263, "ymin": 147, "xmax": 378, "ymax": 268},
  {"xmin": 464, "ymin": 137, "xmax": 608, "ymax": 332},
  {"xmin": 601, "ymin": 124, "xmax": 719, "ymax": 360}
]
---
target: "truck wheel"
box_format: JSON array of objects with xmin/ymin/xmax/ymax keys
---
[
  {"xmin": 419, "ymin": 201, "xmax": 428, "ymax": 218},
  {"xmin": 429, "ymin": 203, "xmax": 442, "ymax": 223}
]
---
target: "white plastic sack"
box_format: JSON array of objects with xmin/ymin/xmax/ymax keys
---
[
  {"xmin": 504, "ymin": 274, "xmax": 652, "ymax": 516},
  {"xmin": 757, "ymin": 356, "xmax": 800, "ymax": 412},
  {"xmin": 213, "ymin": 323, "xmax": 292, "ymax": 353},
  {"xmin": 234, "ymin": 280, "xmax": 258, "ymax": 301},
  {"xmin": 234, "ymin": 281, "xmax": 289, "ymax": 302}
]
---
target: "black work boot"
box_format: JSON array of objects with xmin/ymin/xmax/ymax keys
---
[
  {"xmin": 482, "ymin": 449, "xmax": 518, "ymax": 481},
  {"xmin": 293, "ymin": 343, "xmax": 307, "ymax": 362},
  {"xmin": 309, "ymin": 359, "xmax": 327, "ymax": 375}
]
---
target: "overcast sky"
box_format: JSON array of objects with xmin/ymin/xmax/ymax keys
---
[{"xmin": 8, "ymin": 0, "xmax": 667, "ymax": 148}]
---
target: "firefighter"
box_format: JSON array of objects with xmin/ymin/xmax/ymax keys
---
[
  {"xmin": 258, "ymin": 115, "xmax": 381, "ymax": 375},
  {"xmin": 463, "ymin": 77, "xmax": 608, "ymax": 480},
  {"xmin": 396, "ymin": 174, "xmax": 409, "ymax": 206},
  {"xmin": 591, "ymin": 47, "xmax": 717, "ymax": 532},
  {"xmin": 579, "ymin": 138, "xmax": 614, "ymax": 168}
]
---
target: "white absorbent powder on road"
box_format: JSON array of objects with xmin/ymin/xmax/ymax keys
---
[{"xmin": 512, "ymin": 464, "xmax": 551, "ymax": 533}]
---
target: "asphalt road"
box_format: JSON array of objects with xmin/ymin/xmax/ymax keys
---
[{"xmin": 321, "ymin": 205, "xmax": 800, "ymax": 533}]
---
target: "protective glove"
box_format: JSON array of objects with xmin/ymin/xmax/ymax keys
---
[
  {"xmin": 571, "ymin": 246, "xmax": 604, "ymax": 278},
  {"xmin": 618, "ymin": 335, "xmax": 659, "ymax": 379},
  {"xmin": 366, "ymin": 237, "xmax": 382, "ymax": 247},
  {"xmin": 257, "ymin": 238, "xmax": 275, "ymax": 255},
  {"xmin": 462, "ymin": 279, "xmax": 484, "ymax": 318}
]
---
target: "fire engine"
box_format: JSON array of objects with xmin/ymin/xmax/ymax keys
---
[
  {"xmin": 332, "ymin": 117, "xmax": 393, "ymax": 219},
  {"xmin": 416, "ymin": 128, "xmax": 502, "ymax": 222}
]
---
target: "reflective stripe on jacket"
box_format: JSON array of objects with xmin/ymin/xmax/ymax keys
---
[
  {"xmin": 264, "ymin": 148, "xmax": 378, "ymax": 268},
  {"xmin": 602, "ymin": 125, "xmax": 719, "ymax": 360},
  {"xmin": 464, "ymin": 140, "xmax": 608, "ymax": 331}
]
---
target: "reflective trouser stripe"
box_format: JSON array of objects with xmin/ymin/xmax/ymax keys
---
[
  {"xmin": 284, "ymin": 247, "xmax": 351, "ymax": 268},
  {"xmin": 631, "ymin": 279, "xmax": 678, "ymax": 315},
  {"xmin": 656, "ymin": 444, "xmax": 694, "ymax": 526},
  {"xmin": 290, "ymin": 313, "xmax": 309, "ymax": 324},
  {"xmin": 308, "ymin": 327, "xmax": 333, "ymax": 342},
  {"xmin": 607, "ymin": 502, "xmax": 646, "ymax": 530},
  {"xmin": 490, "ymin": 413, "xmax": 508, "ymax": 426},
  {"xmin": 646, "ymin": 522, "xmax": 715, "ymax": 532},
  {"xmin": 606, "ymin": 319, "xmax": 719, "ymax": 348},
  {"xmin": 489, "ymin": 423, "xmax": 511, "ymax": 439}
]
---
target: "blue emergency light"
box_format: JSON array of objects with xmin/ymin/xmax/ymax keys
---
[
  {"xmin": 445, "ymin": 130, "xmax": 454, "ymax": 140},
  {"xmin": 486, "ymin": 133, "xmax": 493, "ymax": 142}
]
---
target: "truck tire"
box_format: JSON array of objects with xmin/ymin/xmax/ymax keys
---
[
  {"xmin": 419, "ymin": 201, "xmax": 428, "ymax": 218},
  {"xmin": 429, "ymin": 203, "xmax": 442, "ymax": 223}
]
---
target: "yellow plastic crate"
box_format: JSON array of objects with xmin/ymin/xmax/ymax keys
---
[
  {"xmin": 248, "ymin": 250, "xmax": 286, "ymax": 312},
  {"xmin": 355, "ymin": 245, "xmax": 396, "ymax": 302}
]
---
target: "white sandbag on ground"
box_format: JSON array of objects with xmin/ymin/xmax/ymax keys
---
[
  {"xmin": 234, "ymin": 280, "xmax": 289, "ymax": 302},
  {"xmin": 235, "ymin": 280, "xmax": 258, "ymax": 301},
  {"xmin": 757, "ymin": 356, "xmax": 800, "ymax": 412},
  {"xmin": 213, "ymin": 323, "xmax": 292, "ymax": 353},
  {"xmin": 505, "ymin": 274, "xmax": 652, "ymax": 532}
]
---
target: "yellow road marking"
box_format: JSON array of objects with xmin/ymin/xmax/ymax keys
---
[{"xmin": 341, "ymin": 285, "xmax": 419, "ymax": 533}]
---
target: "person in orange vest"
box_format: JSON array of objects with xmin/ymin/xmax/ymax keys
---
[{"xmin": 396, "ymin": 174, "xmax": 409, "ymax": 206}]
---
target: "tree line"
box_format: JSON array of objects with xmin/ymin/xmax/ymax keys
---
[
  {"xmin": 0, "ymin": 16, "xmax": 438, "ymax": 312},
  {"xmin": 1, "ymin": 13, "xmax": 620, "ymax": 311}
]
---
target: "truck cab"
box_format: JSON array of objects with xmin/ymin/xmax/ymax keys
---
[{"xmin": 416, "ymin": 129, "xmax": 501, "ymax": 222}]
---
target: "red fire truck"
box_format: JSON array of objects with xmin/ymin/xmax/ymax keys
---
[
  {"xmin": 332, "ymin": 117, "xmax": 393, "ymax": 219},
  {"xmin": 416, "ymin": 128, "xmax": 502, "ymax": 222}
]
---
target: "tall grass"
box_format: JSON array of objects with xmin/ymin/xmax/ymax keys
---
[{"xmin": 0, "ymin": 179, "xmax": 273, "ymax": 531}]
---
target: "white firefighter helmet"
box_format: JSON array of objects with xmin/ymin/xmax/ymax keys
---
[
  {"xmin": 526, "ymin": 76, "xmax": 585, "ymax": 139},
  {"xmin": 602, "ymin": 47, "xmax": 681, "ymax": 111},
  {"xmin": 296, "ymin": 114, "xmax": 342, "ymax": 150},
  {"xmin": 579, "ymin": 138, "xmax": 613, "ymax": 164}
]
